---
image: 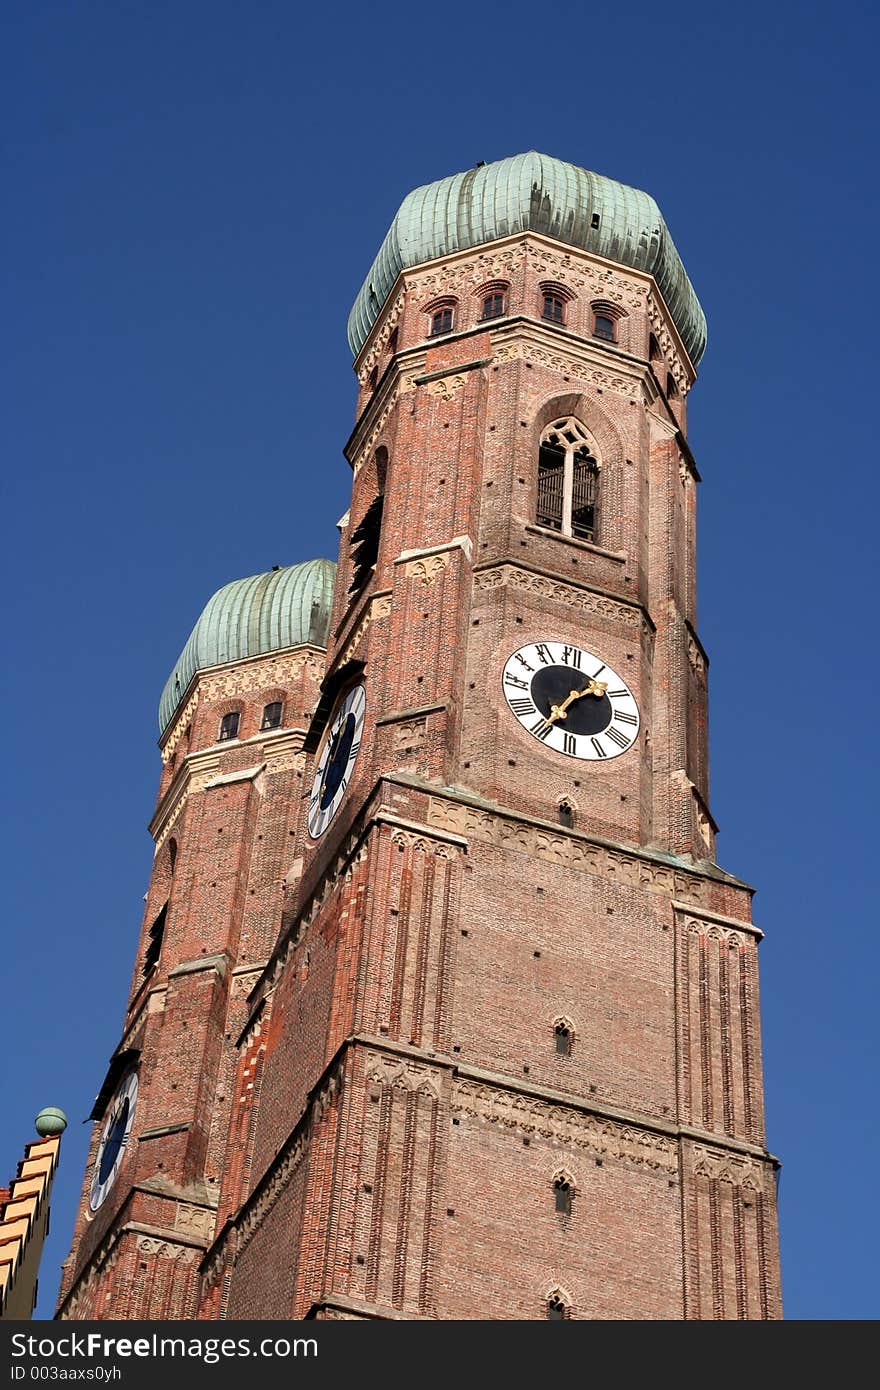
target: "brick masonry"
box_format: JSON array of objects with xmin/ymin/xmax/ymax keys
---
[{"xmin": 58, "ymin": 230, "xmax": 781, "ymax": 1320}]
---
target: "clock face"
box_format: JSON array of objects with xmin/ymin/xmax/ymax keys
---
[
  {"xmin": 502, "ymin": 641, "xmax": 640, "ymax": 761},
  {"xmin": 89, "ymin": 1069, "xmax": 138, "ymax": 1213},
  {"xmin": 308, "ymin": 684, "xmax": 366, "ymax": 839}
]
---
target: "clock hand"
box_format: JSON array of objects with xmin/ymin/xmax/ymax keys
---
[{"xmin": 548, "ymin": 679, "xmax": 608, "ymax": 724}]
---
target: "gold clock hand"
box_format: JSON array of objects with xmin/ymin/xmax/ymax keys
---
[{"xmin": 548, "ymin": 679, "xmax": 608, "ymax": 723}]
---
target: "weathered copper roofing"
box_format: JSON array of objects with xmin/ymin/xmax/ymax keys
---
[
  {"xmin": 159, "ymin": 558, "xmax": 336, "ymax": 734},
  {"xmin": 348, "ymin": 151, "xmax": 706, "ymax": 364}
]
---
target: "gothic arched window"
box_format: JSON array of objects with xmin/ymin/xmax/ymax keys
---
[
  {"xmin": 547, "ymin": 1289, "xmax": 571, "ymax": 1320},
  {"xmin": 349, "ymin": 447, "xmax": 387, "ymax": 594},
  {"xmin": 536, "ymin": 417, "xmax": 600, "ymax": 543},
  {"xmin": 554, "ymin": 1021, "xmax": 573, "ymax": 1056},
  {"xmin": 553, "ymin": 1173, "xmax": 573, "ymax": 1215}
]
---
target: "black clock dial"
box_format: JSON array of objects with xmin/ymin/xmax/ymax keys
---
[
  {"xmin": 308, "ymin": 684, "xmax": 367, "ymax": 839},
  {"xmin": 530, "ymin": 665, "xmax": 612, "ymax": 736},
  {"xmin": 319, "ymin": 712, "xmax": 356, "ymax": 810},
  {"xmin": 89, "ymin": 1068, "xmax": 138, "ymax": 1213},
  {"xmin": 97, "ymin": 1098, "xmax": 130, "ymax": 1184}
]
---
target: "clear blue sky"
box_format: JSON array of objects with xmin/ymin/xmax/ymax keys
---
[{"xmin": 3, "ymin": 0, "xmax": 877, "ymax": 1321}]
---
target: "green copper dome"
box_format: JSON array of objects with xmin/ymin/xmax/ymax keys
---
[
  {"xmin": 159, "ymin": 558, "xmax": 336, "ymax": 734},
  {"xmin": 348, "ymin": 151, "xmax": 706, "ymax": 365}
]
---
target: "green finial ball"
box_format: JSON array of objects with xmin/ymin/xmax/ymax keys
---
[{"xmin": 35, "ymin": 1107, "xmax": 67, "ymax": 1137}]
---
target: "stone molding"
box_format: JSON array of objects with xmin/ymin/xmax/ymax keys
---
[
  {"xmin": 426, "ymin": 794, "xmax": 713, "ymax": 906},
  {"xmin": 492, "ymin": 336, "xmax": 643, "ymax": 401},
  {"xmin": 450, "ymin": 1076, "xmax": 677, "ymax": 1174},
  {"xmin": 357, "ymin": 289, "xmax": 407, "ymax": 384},
  {"xmin": 689, "ymin": 1143, "xmax": 775, "ymax": 1195},
  {"xmin": 474, "ymin": 562, "xmax": 642, "ymax": 629},
  {"xmin": 339, "ymin": 591, "xmax": 392, "ymax": 666},
  {"xmin": 647, "ymin": 292, "xmax": 691, "ymax": 395}
]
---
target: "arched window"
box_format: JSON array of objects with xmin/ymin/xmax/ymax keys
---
[
  {"xmin": 540, "ymin": 282, "xmax": 574, "ymax": 327},
  {"xmin": 554, "ymin": 1021, "xmax": 573, "ymax": 1056},
  {"xmin": 591, "ymin": 299, "xmax": 624, "ymax": 344},
  {"xmin": 143, "ymin": 901, "xmax": 167, "ymax": 977},
  {"xmin": 261, "ymin": 701, "xmax": 283, "ymax": 731},
  {"xmin": 553, "ymin": 1173, "xmax": 573, "ymax": 1215},
  {"xmin": 479, "ymin": 282, "xmax": 507, "ymax": 321},
  {"xmin": 542, "ymin": 293, "xmax": 565, "ymax": 324},
  {"xmin": 349, "ymin": 447, "xmax": 387, "ymax": 594},
  {"xmin": 427, "ymin": 300, "xmax": 456, "ymax": 336},
  {"xmin": 547, "ymin": 1289, "xmax": 571, "ymax": 1320},
  {"xmin": 536, "ymin": 417, "xmax": 600, "ymax": 543},
  {"xmin": 558, "ymin": 799, "xmax": 575, "ymax": 829},
  {"xmin": 218, "ymin": 711, "xmax": 240, "ymax": 742}
]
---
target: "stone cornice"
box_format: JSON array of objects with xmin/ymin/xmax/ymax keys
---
[
  {"xmin": 386, "ymin": 773, "xmax": 749, "ymax": 895},
  {"xmin": 472, "ymin": 556, "xmax": 652, "ymax": 629},
  {"xmin": 150, "ymin": 728, "xmax": 306, "ymax": 846}
]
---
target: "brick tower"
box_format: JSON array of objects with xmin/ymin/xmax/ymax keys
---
[{"xmin": 59, "ymin": 152, "xmax": 782, "ymax": 1321}]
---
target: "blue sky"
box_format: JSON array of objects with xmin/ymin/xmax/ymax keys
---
[{"xmin": 2, "ymin": 0, "xmax": 877, "ymax": 1321}]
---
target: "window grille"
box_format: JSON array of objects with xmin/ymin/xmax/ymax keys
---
[{"xmin": 536, "ymin": 418, "xmax": 600, "ymax": 543}]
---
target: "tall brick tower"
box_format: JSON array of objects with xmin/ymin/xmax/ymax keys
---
[{"xmin": 59, "ymin": 152, "xmax": 782, "ymax": 1321}]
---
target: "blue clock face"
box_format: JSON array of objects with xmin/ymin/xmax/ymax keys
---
[
  {"xmin": 308, "ymin": 685, "xmax": 366, "ymax": 839},
  {"xmin": 89, "ymin": 1070, "xmax": 138, "ymax": 1213}
]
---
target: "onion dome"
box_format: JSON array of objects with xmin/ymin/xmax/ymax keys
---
[
  {"xmin": 159, "ymin": 558, "xmax": 336, "ymax": 734},
  {"xmin": 348, "ymin": 150, "xmax": 706, "ymax": 365}
]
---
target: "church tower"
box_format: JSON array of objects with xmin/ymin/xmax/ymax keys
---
[{"xmin": 59, "ymin": 153, "xmax": 782, "ymax": 1320}]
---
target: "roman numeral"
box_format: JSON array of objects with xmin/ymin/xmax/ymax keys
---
[
  {"xmin": 530, "ymin": 717, "xmax": 554, "ymax": 741},
  {"xmin": 505, "ymin": 673, "xmax": 529, "ymax": 690},
  {"xmin": 534, "ymin": 644, "xmax": 553, "ymax": 665},
  {"xmin": 515, "ymin": 654, "xmax": 535, "ymax": 673},
  {"xmin": 613, "ymin": 710, "xmax": 638, "ymax": 726},
  {"xmin": 591, "ymin": 737, "xmax": 607, "ymax": 758},
  {"xmin": 561, "ymin": 646, "xmax": 582, "ymax": 669},
  {"xmin": 562, "ymin": 733, "xmax": 576, "ymax": 755},
  {"xmin": 350, "ymin": 740, "xmax": 361, "ymax": 759},
  {"xmin": 605, "ymin": 726, "xmax": 631, "ymax": 749},
  {"xmin": 606, "ymin": 688, "xmax": 628, "ymax": 698},
  {"xmin": 590, "ymin": 663, "xmax": 606, "ymax": 681},
  {"xmin": 510, "ymin": 698, "xmax": 537, "ymax": 716}
]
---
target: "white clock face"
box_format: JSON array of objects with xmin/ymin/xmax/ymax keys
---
[
  {"xmin": 308, "ymin": 684, "xmax": 366, "ymax": 839},
  {"xmin": 89, "ymin": 1069, "xmax": 138, "ymax": 1213},
  {"xmin": 502, "ymin": 641, "xmax": 640, "ymax": 761}
]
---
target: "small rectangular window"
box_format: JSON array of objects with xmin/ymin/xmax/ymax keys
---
[
  {"xmin": 481, "ymin": 293, "xmax": 505, "ymax": 320},
  {"xmin": 261, "ymin": 701, "xmax": 283, "ymax": 731},
  {"xmin": 594, "ymin": 314, "xmax": 615, "ymax": 341},
  {"xmin": 430, "ymin": 308, "xmax": 454, "ymax": 336},
  {"xmin": 542, "ymin": 295, "xmax": 565, "ymax": 324},
  {"xmin": 219, "ymin": 711, "xmax": 240, "ymax": 741}
]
